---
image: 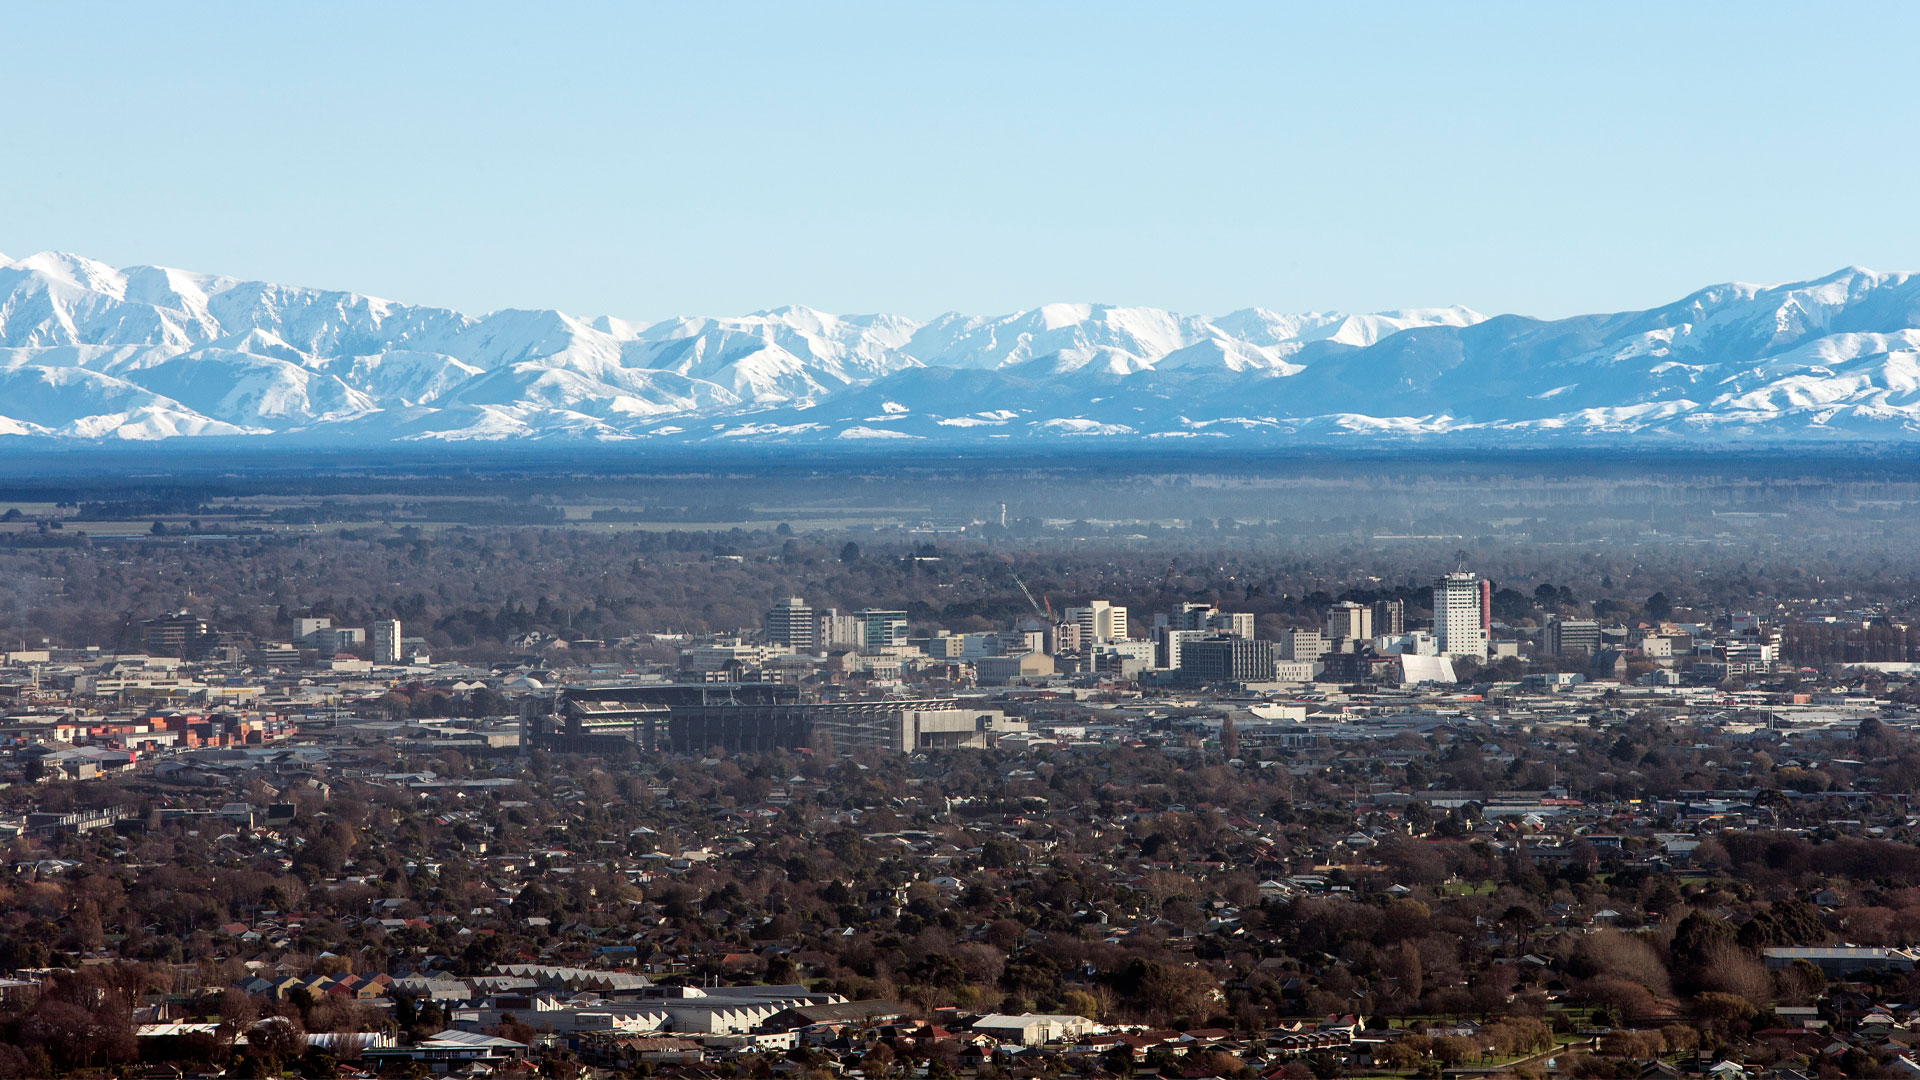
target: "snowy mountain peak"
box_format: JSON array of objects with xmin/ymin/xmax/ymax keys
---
[
  {"xmin": 3, "ymin": 250, "xmax": 1919, "ymax": 445},
  {"xmin": 1035, "ymin": 302, "xmax": 1096, "ymax": 330},
  {"xmin": 9, "ymin": 250, "xmax": 129, "ymax": 295}
]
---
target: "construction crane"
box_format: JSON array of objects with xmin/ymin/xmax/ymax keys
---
[
  {"xmin": 1012, "ymin": 570, "xmax": 1043, "ymax": 617},
  {"xmin": 1001, "ymin": 557, "xmax": 1048, "ymax": 619}
]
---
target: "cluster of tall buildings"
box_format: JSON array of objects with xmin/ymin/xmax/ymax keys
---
[
  {"xmin": 769, "ymin": 595, "xmax": 1145, "ymax": 661},
  {"xmin": 754, "ymin": 570, "xmax": 1516, "ymax": 688},
  {"xmin": 1320, "ymin": 598, "xmax": 1407, "ymax": 642},
  {"xmin": 296, "ymin": 617, "xmax": 406, "ymax": 664},
  {"xmin": 761, "ymin": 590, "xmax": 1287, "ymax": 685},
  {"xmin": 139, "ymin": 612, "xmax": 408, "ymax": 665},
  {"xmin": 1151, "ymin": 603, "xmax": 1253, "ymax": 672},
  {"xmin": 764, "ymin": 599, "xmax": 909, "ymax": 654}
]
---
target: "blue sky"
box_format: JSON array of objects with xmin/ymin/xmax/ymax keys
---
[{"xmin": 4, "ymin": 2, "xmax": 1916, "ymax": 321}]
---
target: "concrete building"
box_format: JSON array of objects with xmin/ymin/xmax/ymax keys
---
[
  {"xmin": 975, "ymin": 652, "xmax": 1054, "ymax": 685},
  {"xmin": 139, "ymin": 612, "xmax": 208, "ymax": 657},
  {"xmin": 312, "ymin": 626, "xmax": 366, "ymax": 656},
  {"xmin": 1434, "ymin": 571, "xmax": 1490, "ymax": 659},
  {"xmin": 1378, "ymin": 631, "xmax": 1439, "ymax": 656},
  {"xmin": 765, "ymin": 597, "xmax": 815, "ymax": 652},
  {"xmin": 681, "ymin": 643, "xmax": 793, "ymax": 672},
  {"xmin": 1157, "ymin": 627, "xmax": 1209, "ymax": 670},
  {"xmin": 997, "ymin": 628, "xmax": 1045, "ymax": 655},
  {"xmin": 925, "ymin": 631, "xmax": 1013, "ymax": 660},
  {"xmin": 1273, "ymin": 660, "xmax": 1317, "ymax": 682},
  {"xmin": 956, "ymin": 632, "xmax": 1006, "ymax": 660},
  {"xmin": 370, "ymin": 619, "xmax": 403, "ymax": 664},
  {"xmin": 1278, "ymin": 628, "xmax": 1329, "ymax": 663},
  {"xmin": 1102, "ymin": 639, "xmax": 1156, "ymax": 666},
  {"xmin": 1155, "ymin": 602, "xmax": 1215, "ymax": 631},
  {"xmin": 1177, "ymin": 637, "xmax": 1275, "ymax": 684},
  {"xmin": 1066, "ymin": 601, "xmax": 1128, "ymax": 646},
  {"xmin": 1325, "ymin": 601, "xmax": 1372, "ymax": 642},
  {"xmin": 1547, "ymin": 617, "xmax": 1600, "ymax": 657},
  {"xmin": 852, "ymin": 610, "xmax": 911, "ymax": 651},
  {"xmin": 671, "ymin": 699, "xmax": 996, "ymax": 753},
  {"xmin": 1318, "ymin": 650, "xmax": 1379, "ymax": 683},
  {"xmin": 1373, "ymin": 598, "xmax": 1406, "ymax": 636},
  {"xmin": 815, "ymin": 609, "xmax": 861, "ymax": 650},
  {"xmin": 1154, "ymin": 603, "xmax": 1252, "ymax": 639},
  {"xmin": 1712, "ymin": 636, "xmax": 1778, "ymax": 673},
  {"xmin": 1214, "ymin": 611, "xmax": 1255, "ymax": 638},
  {"xmin": 1048, "ymin": 620, "xmax": 1081, "ymax": 655},
  {"xmin": 530, "ymin": 684, "xmax": 998, "ymax": 754},
  {"xmin": 922, "ymin": 634, "xmax": 964, "ymax": 660},
  {"xmin": 1591, "ymin": 647, "xmax": 1630, "ymax": 681}
]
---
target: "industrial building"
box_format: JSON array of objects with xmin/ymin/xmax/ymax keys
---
[{"xmin": 525, "ymin": 683, "xmax": 1000, "ymax": 754}]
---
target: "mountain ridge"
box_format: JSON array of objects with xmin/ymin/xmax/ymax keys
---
[{"xmin": 3, "ymin": 249, "xmax": 1919, "ymax": 444}]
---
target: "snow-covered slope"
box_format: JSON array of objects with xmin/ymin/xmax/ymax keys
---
[{"xmin": 6, "ymin": 250, "xmax": 1920, "ymax": 444}]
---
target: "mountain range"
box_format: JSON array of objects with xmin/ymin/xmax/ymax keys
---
[{"xmin": 3, "ymin": 249, "xmax": 1920, "ymax": 446}]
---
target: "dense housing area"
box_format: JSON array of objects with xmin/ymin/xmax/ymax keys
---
[{"xmin": 6, "ymin": 463, "xmax": 1920, "ymax": 1077}]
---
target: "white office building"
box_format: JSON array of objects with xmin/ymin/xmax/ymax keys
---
[
  {"xmin": 1066, "ymin": 601, "xmax": 1127, "ymax": 646},
  {"xmin": 1434, "ymin": 571, "xmax": 1490, "ymax": 659}
]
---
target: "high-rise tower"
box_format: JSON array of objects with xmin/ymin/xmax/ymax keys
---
[
  {"xmin": 1434, "ymin": 572, "xmax": 1489, "ymax": 659},
  {"xmin": 765, "ymin": 597, "xmax": 816, "ymax": 652}
]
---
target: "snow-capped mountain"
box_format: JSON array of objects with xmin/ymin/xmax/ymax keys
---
[{"xmin": 4, "ymin": 248, "xmax": 1920, "ymax": 445}]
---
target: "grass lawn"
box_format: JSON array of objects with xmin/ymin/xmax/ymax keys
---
[{"xmin": 1436, "ymin": 879, "xmax": 1499, "ymax": 896}]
